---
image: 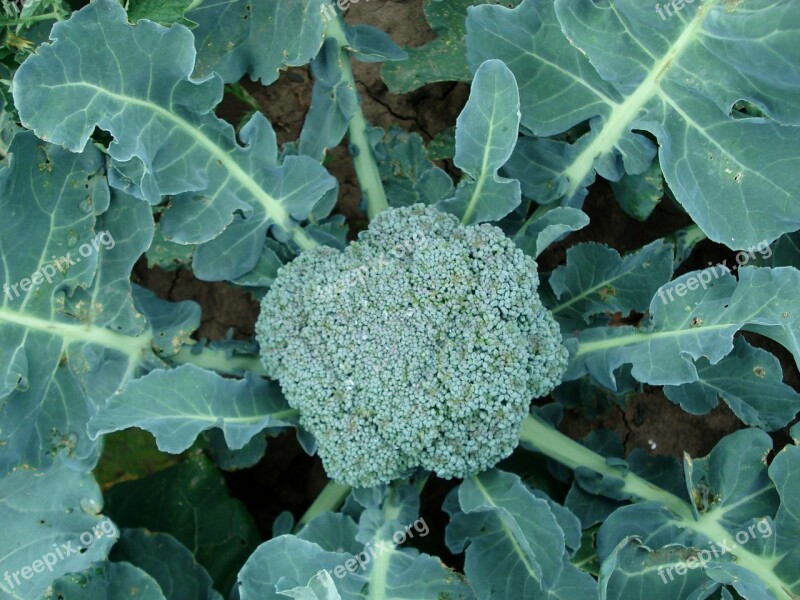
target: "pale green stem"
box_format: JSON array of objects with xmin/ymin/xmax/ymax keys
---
[
  {"xmin": 184, "ymin": 0, "xmax": 205, "ymax": 12},
  {"xmin": 0, "ymin": 11, "xmax": 60, "ymax": 26},
  {"xmin": 295, "ymin": 480, "xmax": 352, "ymax": 532},
  {"xmin": 519, "ymin": 415, "xmax": 792, "ymax": 600},
  {"xmin": 368, "ymin": 486, "xmax": 401, "ymax": 600},
  {"xmin": 165, "ymin": 345, "xmax": 271, "ymax": 377},
  {"xmin": 325, "ymin": 15, "xmax": 389, "ymax": 220},
  {"xmin": 520, "ymin": 415, "xmax": 691, "ymax": 517}
]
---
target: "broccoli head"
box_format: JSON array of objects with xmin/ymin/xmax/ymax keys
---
[{"xmin": 256, "ymin": 204, "xmax": 568, "ymax": 487}]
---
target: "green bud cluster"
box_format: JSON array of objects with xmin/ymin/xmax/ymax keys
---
[{"xmin": 257, "ymin": 205, "xmax": 568, "ymax": 487}]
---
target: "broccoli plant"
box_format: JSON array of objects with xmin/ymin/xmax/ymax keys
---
[
  {"xmin": 1, "ymin": 1, "xmax": 800, "ymax": 599},
  {"xmin": 257, "ymin": 204, "xmax": 568, "ymax": 487}
]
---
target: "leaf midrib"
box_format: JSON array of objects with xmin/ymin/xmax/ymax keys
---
[
  {"xmin": 49, "ymin": 82, "xmax": 317, "ymax": 250},
  {"xmin": 563, "ymin": 0, "xmax": 717, "ymax": 198},
  {"xmin": 574, "ymin": 322, "xmax": 733, "ymax": 357},
  {"xmin": 0, "ymin": 306, "xmax": 150, "ymax": 358}
]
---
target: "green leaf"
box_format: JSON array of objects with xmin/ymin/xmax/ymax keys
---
[
  {"xmin": 610, "ymin": 160, "xmax": 663, "ymax": 221},
  {"xmin": 568, "ymin": 266, "xmax": 800, "ymax": 390},
  {"xmin": 88, "ymin": 364, "xmax": 298, "ymax": 453},
  {"xmin": 0, "ymin": 132, "xmax": 202, "ymax": 475},
  {"xmin": 344, "ymin": 24, "xmax": 408, "ymax": 63},
  {"xmin": 0, "ymin": 461, "xmax": 119, "ymax": 599},
  {"xmin": 378, "ymin": 126, "xmax": 453, "ymax": 208},
  {"xmin": 236, "ymin": 536, "xmax": 366, "ymax": 600},
  {"xmin": 598, "ymin": 538, "xmax": 720, "ymax": 600},
  {"xmin": 297, "ymin": 513, "xmax": 362, "ymax": 556},
  {"xmin": 754, "ymin": 232, "xmax": 800, "ymax": 270},
  {"xmin": 502, "ymin": 136, "xmax": 595, "ymax": 206},
  {"xmin": 204, "ymin": 428, "xmax": 267, "ymax": 471},
  {"xmin": 426, "ymin": 126, "xmax": 455, "ymax": 162},
  {"xmin": 664, "ymin": 224, "xmax": 709, "ymax": 271},
  {"xmin": 145, "ymin": 216, "xmax": 195, "ymax": 271},
  {"xmin": 445, "ymin": 469, "xmax": 596, "ymax": 598},
  {"xmin": 467, "ymin": 0, "xmax": 800, "ymax": 249},
  {"xmin": 110, "ymin": 529, "xmax": 223, "ymax": 600},
  {"xmin": 104, "ymin": 451, "xmax": 261, "ymax": 594},
  {"xmin": 546, "ymin": 241, "xmax": 674, "ymax": 326},
  {"xmin": 436, "ymin": 59, "xmax": 521, "ymax": 224},
  {"xmin": 294, "ymin": 494, "xmax": 474, "ymax": 600},
  {"xmin": 380, "ymin": 0, "xmax": 521, "ymax": 93},
  {"xmin": 664, "ymin": 337, "xmax": 800, "ymax": 430},
  {"xmin": 189, "ymin": 0, "xmax": 327, "ymax": 84},
  {"xmin": 684, "ymin": 430, "xmax": 777, "ymax": 525},
  {"xmin": 298, "ymin": 39, "xmax": 358, "ymax": 162},
  {"xmin": 229, "ymin": 238, "xmax": 292, "ymax": 288},
  {"xmin": 357, "ymin": 551, "xmax": 475, "ymax": 600},
  {"xmin": 46, "ymin": 561, "xmax": 167, "ymax": 600},
  {"xmin": 126, "ymin": 0, "xmax": 199, "ymax": 27},
  {"xmin": 13, "ymin": 0, "xmax": 336, "ymax": 281},
  {"xmin": 513, "ymin": 206, "xmax": 589, "ymax": 258},
  {"xmin": 94, "ymin": 429, "xmax": 186, "ymax": 487},
  {"xmin": 0, "ymin": 104, "xmax": 20, "ymax": 156},
  {"xmin": 595, "ymin": 429, "xmax": 799, "ymax": 600}
]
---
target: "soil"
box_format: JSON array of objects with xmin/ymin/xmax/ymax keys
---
[{"xmin": 130, "ymin": 0, "xmax": 796, "ymax": 544}]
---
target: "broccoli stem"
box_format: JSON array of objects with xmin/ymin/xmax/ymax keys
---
[
  {"xmin": 0, "ymin": 11, "xmax": 61, "ymax": 26},
  {"xmin": 325, "ymin": 15, "xmax": 390, "ymax": 220},
  {"xmin": 294, "ymin": 480, "xmax": 352, "ymax": 532},
  {"xmin": 519, "ymin": 415, "xmax": 690, "ymax": 516},
  {"xmin": 519, "ymin": 415, "xmax": 792, "ymax": 600},
  {"xmin": 165, "ymin": 345, "xmax": 273, "ymax": 378}
]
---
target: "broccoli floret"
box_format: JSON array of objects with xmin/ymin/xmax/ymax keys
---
[{"xmin": 256, "ymin": 205, "xmax": 568, "ymax": 487}]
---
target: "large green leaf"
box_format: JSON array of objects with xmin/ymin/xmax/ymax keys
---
[
  {"xmin": 436, "ymin": 59, "xmax": 521, "ymax": 224},
  {"xmin": 467, "ymin": 0, "xmax": 800, "ymax": 249},
  {"xmin": 104, "ymin": 451, "xmax": 261, "ymax": 594},
  {"xmin": 596, "ymin": 429, "xmax": 800, "ymax": 600},
  {"xmin": 189, "ymin": 0, "xmax": 327, "ymax": 84},
  {"xmin": 237, "ymin": 536, "xmax": 366, "ymax": 600},
  {"xmin": 0, "ymin": 461, "xmax": 118, "ymax": 600},
  {"xmin": 45, "ymin": 561, "xmax": 167, "ymax": 600},
  {"xmin": 598, "ymin": 538, "xmax": 720, "ymax": 600},
  {"xmin": 546, "ymin": 241, "xmax": 674, "ymax": 327},
  {"xmin": 110, "ymin": 529, "xmax": 223, "ymax": 600},
  {"xmin": 568, "ymin": 266, "xmax": 800, "ymax": 390},
  {"xmin": 88, "ymin": 364, "xmax": 298, "ymax": 453},
  {"xmin": 664, "ymin": 337, "xmax": 800, "ymax": 430},
  {"xmin": 380, "ymin": 0, "xmax": 521, "ymax": 93},
  {"xmin": 0, "ymin": 132, "xmax": 199, "ymax": 475},
  {"xmin": 12, "ymin": 0, "xmax": 336, "ymax": 281},
  {"xmin": 445, "ymin": 469, "xmax": 598, "ymax": 599}
]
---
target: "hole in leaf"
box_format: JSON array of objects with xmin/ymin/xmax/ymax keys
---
[{"xmin": 729, "ymin": 100, "xmax": 767, "ymax": 120}]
